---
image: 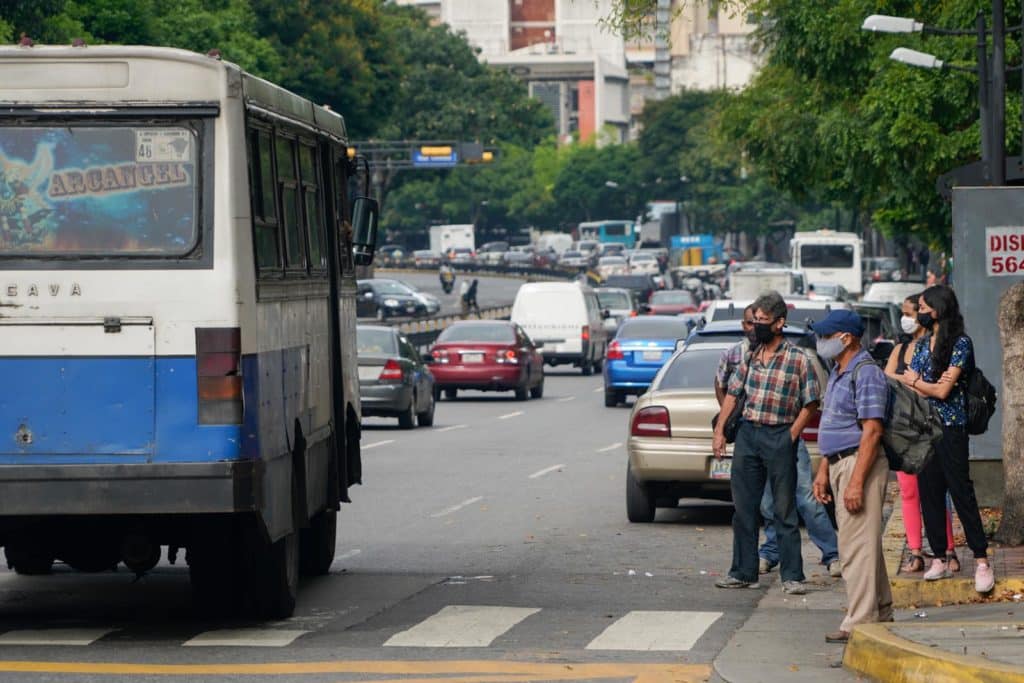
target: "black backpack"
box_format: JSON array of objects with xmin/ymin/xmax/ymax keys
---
[{"xmin": 963, "ymin": 364, "xmax": 997, "ymax": 436}]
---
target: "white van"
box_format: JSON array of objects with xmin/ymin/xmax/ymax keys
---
[{"xmin": 511, "ymin": 282, "xmax": 609, "ymax": 375}]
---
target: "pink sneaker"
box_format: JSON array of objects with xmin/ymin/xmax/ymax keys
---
[
  {"xmin": 975, "ymin": 562, "xmax": 995, "ymax": 593},
  {"xmin": 923, "ymin": 558, "xmax": 950, "ymax": 581}
]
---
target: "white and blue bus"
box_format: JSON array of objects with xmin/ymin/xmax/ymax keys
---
[{"xmin": 0, "ymin": 45, "xmax": 378, "ymax": 617}]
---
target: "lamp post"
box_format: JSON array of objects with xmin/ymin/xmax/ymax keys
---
[{"xmin": 862, "ymin": 3, "xmax": 1011, "ymax": 186}]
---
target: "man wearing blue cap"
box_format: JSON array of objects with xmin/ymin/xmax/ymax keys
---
[{"xmin": 809, "ymin": 309, "xmax": 893, "ymax": 644}]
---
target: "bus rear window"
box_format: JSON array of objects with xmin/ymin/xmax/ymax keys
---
[
  {"xmin": 800, "ymin": 244, "xmax": 854, "ymax": 268},
  {"xmin": 0, "ymin": 126, "xmax": 199, "ymax": 257}
]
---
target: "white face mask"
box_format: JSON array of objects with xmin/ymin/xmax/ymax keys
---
[{"xmin": 900, "ymin": 316, "xmax": 919, "ymax": 335}]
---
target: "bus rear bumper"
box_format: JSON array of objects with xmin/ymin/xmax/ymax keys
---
[{"xmin": 0, "ymin": 460, "xmax": 259, "ymax": 516}]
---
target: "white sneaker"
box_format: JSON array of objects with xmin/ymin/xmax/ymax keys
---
[
  {"xmin": 828, "ymin": 560, "xmax": 842, "ymax": 578},
  {"xmin": 975, "ymin": 562, "xmax": 995, "ymax": 593},
  {"xmin": 923, "ymin": 558, "xmax": 951, "ymax": 581},
  {"xmin": 758, "ymin": 558, "xmax": 774, "ymax": 574}
]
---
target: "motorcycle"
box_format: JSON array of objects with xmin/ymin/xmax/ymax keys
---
[{"xmin": 439, "ymin": 269, "xmax": 455, "ymax": 294}]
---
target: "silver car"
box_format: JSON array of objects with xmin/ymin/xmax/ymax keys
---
[{"xmin": 357, "ymin": 326, "xmax": 436, "ymax": 429}]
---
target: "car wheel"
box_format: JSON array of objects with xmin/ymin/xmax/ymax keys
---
[
  {"xmin": 604, "ymin": 389, "xmax": 618, "ymax": 408},
  {"xmin": 417, "ymin": 392, "xmax": 435, "ymax": 427},
  {"xmin": 514, "ymin": 385, "xmax": 528, "ymax": 401},
  {"xmin": 530, "ymin": 377, "xmax": 544, "ymax": 399},
  {"xmin": 626, "ymin": 465, "xmax": 656, "ymax": 523},
  {"xmin": 375, "ymin": 307, "xmax": 385, "ymax": 322},
  {"xmin": 398, "ymin": 395, "xmax": 416, "ymax": 429},
  {"xmin": 594, "ymin": 356, "xmax": 604, "ymax": 372},
  {"xmin": 444, "ymin": 388, "xmax": 457, "ymax": 400}
]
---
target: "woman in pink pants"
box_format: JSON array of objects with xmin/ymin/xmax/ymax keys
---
[{"xmin": 886, "ymin": 293, "xmax": 957, "ymax": 573}]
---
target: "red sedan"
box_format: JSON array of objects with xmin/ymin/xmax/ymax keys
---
[
  {"xmin": 645, "ymin": 290, "xmax": 699, "ymax": 315},
  {"xmin": 428, "ymin": 321, "xmax": 545, "ymax": 401}
]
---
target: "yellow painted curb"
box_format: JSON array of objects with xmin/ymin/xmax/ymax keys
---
[
  {"xmin": 890, "ymin": 577, "xmax": 1024, "ymax": 609},
  {"xmin": 844, "ymin": 622, "xmax": 1024, "ymax": 683}
]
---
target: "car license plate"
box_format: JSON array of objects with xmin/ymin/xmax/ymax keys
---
[
  {"xmin": 358, "ymin": 366, "xmax": 381, "ymax": 381},
  {"xmin": 710, "ymin": 458, "xmax": 732, "ymax": 480},
  {"xmin": 406, "ymin": 307, "xmax": 416, "ymax": 313},
  {"xmin": 642, "ymin": 350, "xmax": 664, "ymax": 361},
  {"xmin": 462, "ymin": 353, "xmax": 484, "ymax": 363}
]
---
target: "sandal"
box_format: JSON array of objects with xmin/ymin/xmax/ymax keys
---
[
  {"xmin": 946, "ymin": 551, "xmax": 961, "ymax": 573},
  {"xmin": 902, "ymin": 553, "xmax": 925, "ymax": 573}
]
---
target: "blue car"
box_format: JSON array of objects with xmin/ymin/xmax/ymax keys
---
[{"xmin": 603, "ymin": 316, "xmax": 694, "ymax": 407}]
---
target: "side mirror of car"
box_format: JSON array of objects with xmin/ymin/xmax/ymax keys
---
[
  {"xmin": 364, "ymin": 291, "xmax": 374, "ymax": 299},
  {"xmin": 601, "ymin": 309, "xmax": 611, "ymax": 319},
  {"xmin": 675, "ymin": 338, "xmax": 687, "ymax": 352}
]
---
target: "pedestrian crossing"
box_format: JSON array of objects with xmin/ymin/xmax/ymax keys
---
[{"xmin": 0, "ymin": 606, "xmax": 723, "ymax": 651}]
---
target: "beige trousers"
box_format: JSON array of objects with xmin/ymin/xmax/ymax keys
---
[{"xmin": 829, "ymin": 451, "xmax": 893, "ymax": 632}]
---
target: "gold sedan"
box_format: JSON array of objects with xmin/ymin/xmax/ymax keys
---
[{"xmin": 626, "ymin": 341, "xmax": 822, "ymax": 522}]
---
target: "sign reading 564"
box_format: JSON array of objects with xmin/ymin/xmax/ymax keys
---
[{"xmin": 986, "ymin": 226, "xmax": 1024, "ymax": 277}]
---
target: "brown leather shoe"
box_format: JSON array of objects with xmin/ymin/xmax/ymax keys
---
[{"xmin": 825, "ymin": 630, "xmax": 850, "ymax": 643}]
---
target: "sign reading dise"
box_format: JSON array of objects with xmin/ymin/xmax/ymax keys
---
[{"xmin": 986, "ymin": 226, "xmax": 1024, "ymax": 276}]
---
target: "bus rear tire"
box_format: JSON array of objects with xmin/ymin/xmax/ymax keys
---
[
  {"xmin": 300, "ymin": 508, "xmax": 337, "ymax": 577},
  {"xmin": 245, "ymin": 531, "xmax": 299, "ymax": 620},
  {"xmin": 6, "ymin": 544, "xmax": 54, "ymax": 575}
]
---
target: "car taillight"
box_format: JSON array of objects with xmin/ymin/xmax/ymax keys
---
[
  {"xmin": 581, "ymin": 325, "xmax": 590, "ymax": 342},
  {"xmin": 607, "ymin": 340, "xmax": 624, "ymax": 360},
  {"xmin": 196, "ymin": 327, "xmax": 242, "ymax": 425},
  {"xmin": 432, "ymin": 349, "xmax": 450, "ymax": 364},
  {"xmin": 631, "ymin": 406, "xmax": 671, "ymax": 437},
  {"xmin": 496, "ymin": 348, "xmax": 519, "ymax": 364},
  {"xmin": 379, "ymin": 359, "xmax": 404, "ymax": 382}
]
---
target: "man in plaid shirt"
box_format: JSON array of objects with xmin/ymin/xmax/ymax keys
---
[
  {"xmin": 714, "ymin": 304, "xmax": 755, "ymax": 405},
  {"xmin": 712, "ymin": 291, "xmax": 820, "ymax": 594}
]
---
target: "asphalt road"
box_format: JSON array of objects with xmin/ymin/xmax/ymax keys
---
[{"xmin": 370, "ymin": 270, "xmax": 529, "ymax": 318}]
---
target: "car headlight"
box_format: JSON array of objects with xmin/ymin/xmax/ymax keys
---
[{"xmin": 384, "ymin": 298, "xmax": 399, "ymax": 307}]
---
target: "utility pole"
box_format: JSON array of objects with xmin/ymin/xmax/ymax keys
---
[{"xmin": 991, "ymin": 0, "xmax": 1006, "ymax": 185}]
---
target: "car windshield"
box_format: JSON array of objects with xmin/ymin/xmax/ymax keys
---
[
  {"xmin": 651, "ymin": 291, "xmax": 695, "ymax": 305},
  {"xmin": 357, "ymin": 327, "xmax": 398, "ymax": 356},
  {"xmin": 597, "ymin": 290, "xmax": 632, "ymax": 309},
  {"xmin": 0, "ymin": 124, "xmax": 199, "ymax": 257},
  {"xmin": 605, "ymin": 276, "xmax": 651, "ymax": 289},
  {"xmin": 712, "ymin": 304, "xmax": 838, "ymax": 327},
  {"xmin": 578, "ymin": 241, "xmax": 598, "ymax": 251},
  {"xmin": 657, "ymin": 349, "xmax": 721, "ymax": 389},
  {"xmin": 617, "ymin": 319, "xmax": 692, "ymax": 340},
  {"xmin": 372, "ymin": 280, "xmax": 414, "ymax": 295},
  {"xmin": 414, "ymin": 250, "xmax": 436, "ymax": 257},
  {"xmin": 437, "ymin": 323, "xmax": 516, "ymax": 344}
]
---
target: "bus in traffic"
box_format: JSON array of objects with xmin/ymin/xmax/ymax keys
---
[
  {"xmin": 791, "ymin": 230, "xmax": 864, "ymax": 295},
  {"xmin": 0, "ymin": 45, "xmax": 379, "ymax": 617},
  {"xmin": 577, "ymin": 220, "xmax": 637, "ymax": 249}
]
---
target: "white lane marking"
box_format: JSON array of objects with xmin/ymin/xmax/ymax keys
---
[
  {"xmin": 528, "ymin": 464, "xmax": 565, "ymax": 479},
  {"xmin": 384, "ymin": 605, "xmax": 540, "ymax": 648},
  {"xmin": 585, "ymin": 611, "xmax": 722, "ymax": 651},
  {"xmin": 333, "ymin": 548, "xmax": 361, "ymax": 561},
  {"xmin": 0, "ymin": 629, "xmax": 115, "ymax": 646},
  {"xmin": 596, "ymin": 442, "xmax": 623, "ymax": 453},
  {"xmin": 593, "ymin": 387, "xmax": 604, "ymax": 393},
  {"xmin": 363, "ymin": 440, "xmax": 395, "ymax": 450},
  {"xmin": 430, "ymin": 496, "xmax": 484, "ymax": 518},
  {"xmin": 556, "ymin": 396, "xmax": 576, "ymax": 403},
  {"xmin": 184, "ymin": 629, "xmax": 309, "ymax": 647},
  {"xmin": 436, "ymin": 424, "xmax": 469, "ymax": 433},
  {"xmin": 498, "ymin": 411, "xmax": 524, "ymax": 420}
]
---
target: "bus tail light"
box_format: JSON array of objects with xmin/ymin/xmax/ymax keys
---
[
  {"xmin": 631, "ymin": 406, "xmax": 671, "ymax": 437},
  {"xmin": 196, "ymin": 327, "xmax": 242, "ymax": 425}
]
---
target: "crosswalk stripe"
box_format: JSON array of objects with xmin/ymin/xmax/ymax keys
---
[
  {"xmin": 585, "ymin": 611, "xmax": 722, "ymax": 651},
  {"xmin": 384, "ymin": 605, "xmax": 540, "ymax": 648},
  {"xmin": 0, "ymin": 629, "xmax": 115, "ymax": 646},
  {"xmin": 183, "ymin": 629, "xmax": 308, "ymax": 647}
]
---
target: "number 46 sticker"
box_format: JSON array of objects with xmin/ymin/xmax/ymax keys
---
[{"xmin": 135, "ymin": 129, "xmax": 192, "ymax": 163}]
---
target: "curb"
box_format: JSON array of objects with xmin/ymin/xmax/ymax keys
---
[
  {"xmin": 881, "ymin": 485, "xmax": 1024, "ymax": 607},
  {"xmin": 844, "ymin": 622, "xmax": 1024, "ymax": 683}
]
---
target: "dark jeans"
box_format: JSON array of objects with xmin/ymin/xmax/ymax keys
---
[
  {"xmin": 919, "ymin": 426, "xmax": 989, "ymax": 559},
  {"xmin": 729, "ymin": 421, "xmax": 805, "ymax": 583}
]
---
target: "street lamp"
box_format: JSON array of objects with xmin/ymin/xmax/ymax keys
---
[
  {"xmin": 889, "ymin": 48, "xmax": 944, "ymax": 70},
  {"xmin": 604, "ymin": 180, "xmax": 620, "ymax": 188},
  {"xmin": 862, "ymin": 5, "xmax": 1008, "ymax": 186}
]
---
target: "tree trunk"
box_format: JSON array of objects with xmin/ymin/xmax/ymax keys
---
[{"xmin": 995, "ymin": 281, "xmax": 1024, "ymax": 545}]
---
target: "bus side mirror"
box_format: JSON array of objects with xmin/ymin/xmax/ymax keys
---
[{"xmin": 352, "ymin": 196, "xmax": 379, "ymax": 267}]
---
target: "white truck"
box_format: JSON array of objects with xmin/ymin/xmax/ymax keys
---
[
  {"xmin": 429, "ymin": 224, "xmax": 475, "ymax": 254},
  {"xmin": 791, "ymin": 230, "xmax": 864, "ymax": 295},
  {"xmin": 729, "ymin": 268, "xmax": 805, "ymax": 300}
]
